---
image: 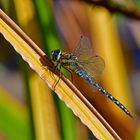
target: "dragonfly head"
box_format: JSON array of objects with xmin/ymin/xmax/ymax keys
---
[{"xmin": 51, "ymin": 49, "xmax": 62, "ymax": 62}]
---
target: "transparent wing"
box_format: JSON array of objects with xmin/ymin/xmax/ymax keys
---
[
  {"xmin": 74, "ymin": 35, "xmax": 105, "ymax": 79},
  {"xmin": 80, "ymin": 56, "xmax": 105, "ymax": 79},
  {"xmin": 73, "ymin": 35, "xmax": 93, "ymax": 61}
]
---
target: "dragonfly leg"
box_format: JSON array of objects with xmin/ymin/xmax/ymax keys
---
[
  {"xmin": 52, "ymin": 65, "xmax": 74, "ymax": 90},
  {"xmin": 52, "ymin": 64, "xmax": 62, "ymax": 90},
  {"xmin": 63, "ymin": 67, "xmax": 73, "ymax": 83}
]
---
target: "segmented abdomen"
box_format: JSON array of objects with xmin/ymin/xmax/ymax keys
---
[{"xmin": 74, "ymin": 66, "xmax": 132, "ymax": 117}]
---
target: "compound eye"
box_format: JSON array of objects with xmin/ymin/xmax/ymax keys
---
[{"xmin": 51, "ymin": 49, "xmax": 61, "ymax": 61}]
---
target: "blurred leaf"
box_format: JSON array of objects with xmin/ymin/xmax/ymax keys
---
[
  {"xmin": 136, "ymin": 123, "xmax": 140, "ymax": 140},
  {"xmin": 88, "ymin": 6, "xmax": 136, "ymax": 139},
  {"xmin": 33, "ymin": 0, "xmax": 61, "ymax": 55},
  {"xmin": 0, "ymin": 0, "xmax": 9, "ymax": 13},
  {"xmin": 0, "ymin": 87, "xmax": 32, "ymax": 140},
  {"xmin": 33, "ymin": 1, "xmax": 77, "ymax": 140},
  {"xmin": 29, "ymin": 74, "xmax": 61, "ymax": 140}
]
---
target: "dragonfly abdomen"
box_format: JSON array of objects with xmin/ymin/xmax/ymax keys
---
[
  {"xmin": 94, "ymin": 82, "xmax": 133, "ymax": 117},
  {"xmin": 74, "ymin": 67, "xmax": 96, "ymax": 84},
  {"xmin": 75, "ymin": 67, "xmax": 133, "ymax": 117}
]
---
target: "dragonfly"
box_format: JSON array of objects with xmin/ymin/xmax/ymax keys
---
[{"xmin": 51, "ymin": 35, "xmax": 133, "ymax": 118}]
